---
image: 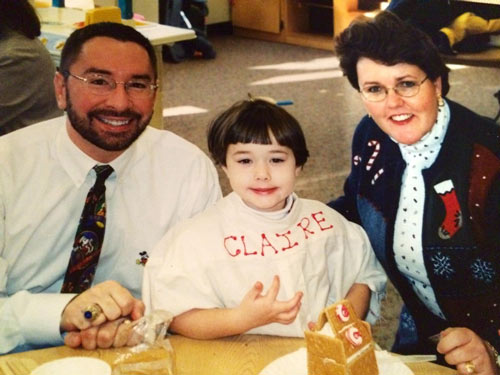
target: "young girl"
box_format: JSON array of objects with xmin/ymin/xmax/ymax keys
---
[{"xmin": 142, "ymin": 99, "xmax": 386, "ymax": 339}]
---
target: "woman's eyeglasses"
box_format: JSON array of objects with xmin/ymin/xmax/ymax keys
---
[
  {"xmin": 64, "ymin": 71, "xmax": 158, "ymax": 99},
  {"xmin": 360, "ymin": 77, "xmax": 428, "ymax": 102}
]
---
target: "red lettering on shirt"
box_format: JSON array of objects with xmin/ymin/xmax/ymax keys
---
[
  {"xmin": 223, "ymin": 211, "xmax": 335, "ymax": 257},
  {"xmin": 260, "ymin": 233, "xmax": 278, "ymax": 256},
  {"xmin": 312, "ymin": 211, "xmax": 334, "ymax": 231},
  {"xmin": 297, "ymin": 217, "xmax": 315, "ymax": 239},
  {"xmin": 224, "ymin": 236, "xmax": 241, "ymax": 257},
  {"xmin": 276, "ymin": 231, "xmax": 298, "ymax": 251},
  {"xmin": 242, "ymin": 235, "xmax": 258, "ymax": 256}
]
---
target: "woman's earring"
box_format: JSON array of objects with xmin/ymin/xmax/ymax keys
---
[{"xmin": 437, "ymin": 94, "xmax": 444, "ymax": 107}]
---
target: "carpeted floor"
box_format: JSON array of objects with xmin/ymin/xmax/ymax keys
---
[{"xmin": 160, "ymin": 32, "xmax": 500, "ymax": 349}]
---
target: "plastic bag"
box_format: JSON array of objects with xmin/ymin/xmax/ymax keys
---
[{"xmin": 111, "ymin": 310, "xmax": 175, "ymax": 375}]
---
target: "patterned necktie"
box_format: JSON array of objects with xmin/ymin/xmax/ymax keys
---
[{"xmin": 61, "ymin": 165, "xmax": 114, "ymax": 293}]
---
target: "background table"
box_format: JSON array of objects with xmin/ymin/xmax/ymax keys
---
[
  {"xmin": 0, "ymin": 334, "xmax": 456, "ymax": 375},
  {"xmin": 37, "ymin": 6, "xmax": 195, "ymax": 128}
]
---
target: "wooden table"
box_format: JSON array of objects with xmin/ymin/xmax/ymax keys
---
[
  {"xmin": 0, "ymin": 334, "xmax": 456, "ymax": 375},
  {"xmin": 37, "ymin": 6, "xmax": 195, "ymax": 129}
]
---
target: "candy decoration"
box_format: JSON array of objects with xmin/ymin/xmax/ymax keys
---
[
  {"xmin": 335, "ymin": 304, "xmax": 350, "ymax": 322},
  {"xmin": 371, "ymin": 168, "xmax": 384, "ymax": 185},
  {"xmin": 366, "ymin": 140, "xmax": 380, "ymax": 171},
  {"xmin": 353, "ymin": 155, "xmax": 362, "ymax": 166},
  {"xmin": 345, "ymin": 327, "xmax": 363, "ymax": 346}
]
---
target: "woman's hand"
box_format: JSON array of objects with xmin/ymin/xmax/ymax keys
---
[
  {"xmin": 237, "ymin": 275, "xmax": 303, "ymax": 330},
  {"xmin": 437, "ymin": 327, "xmax": 499, "ymax": 375}
]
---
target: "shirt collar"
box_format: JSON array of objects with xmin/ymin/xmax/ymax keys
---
[
  {"xmin": 234, "ymin": 192, "xmax": 297, "ymax": 220},
  {"xmin": 53, "ymin": 118, "xmax": 140, "ymax": 188}
]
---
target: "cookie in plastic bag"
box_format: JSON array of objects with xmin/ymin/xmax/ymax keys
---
[{"xmin": 110, "ymin": 310, "xmax": 175, "ymax": 375}]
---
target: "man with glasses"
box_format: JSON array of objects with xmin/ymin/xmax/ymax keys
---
[{"xmin": 0, "ymin": 22, "xmax": 221, "ymax": 354}]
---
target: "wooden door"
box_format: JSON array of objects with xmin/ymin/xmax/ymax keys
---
[{"xmin": 232, "ymin": 0, "xmax": 281, "ymax": 34}]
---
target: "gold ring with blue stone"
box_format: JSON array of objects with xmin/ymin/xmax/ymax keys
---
[{"xmin": 83, "ymin": 303, "xmax": 102, "ymax": 321}]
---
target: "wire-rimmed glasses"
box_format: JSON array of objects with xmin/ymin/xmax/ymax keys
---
[
  {"xmin": 64, "ymin": 71, "xmax": 158, "ymax": 99},
  {"xmin": 360, "ymin": 76, "xmax": 428, "ymax": 102}
]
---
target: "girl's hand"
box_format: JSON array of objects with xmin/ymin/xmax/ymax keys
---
[{"xmin": 238, "ymin": 275, "xmax": 303, "ymax": 330}]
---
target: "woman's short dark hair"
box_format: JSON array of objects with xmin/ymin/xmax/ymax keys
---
[
  {"xmin": 0, "ymin": 0, "xmax": 41, "ymax": 39},
  {"xmin": 60, "ymin": 22, "xmax": 157, "ymax": 79},
  {"xmin": 207, "ymin": 99, "xmax": 310, "ymax": 167},
  {"xmin": 335, "ymin": 11, "xmax": 450, "ymax": 96}
]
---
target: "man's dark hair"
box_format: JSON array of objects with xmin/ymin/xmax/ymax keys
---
[
  {"xmin": 335, "ymin": 11, "xmax": 450, "ymax": 96},
  {"xmin": 60, "ymin": 22, "xmax": 157, "ymax": 79},
  {"xmin": 0, "ymin": 0, "xmax": 40, "ymax": 39},
  {"xmin": 207, "ymin": 99, "xmax": 310, "ymax": 167}
]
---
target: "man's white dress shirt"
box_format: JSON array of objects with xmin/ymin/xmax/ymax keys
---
[{"xmin": 0, "ymin": 116, "xmax": 221, "ymax": 353}]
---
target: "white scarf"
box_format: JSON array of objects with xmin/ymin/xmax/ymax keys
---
[{"xmin": 393, "ymin": 100, "xmax": 450, "ymax": 319}]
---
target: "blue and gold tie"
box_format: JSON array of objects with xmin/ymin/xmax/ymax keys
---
[{"xmin": 61, "ymin": 165, "xmax": 114, "ymax": 293}]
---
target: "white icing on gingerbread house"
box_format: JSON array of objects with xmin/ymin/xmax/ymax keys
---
[{"xmin": 305, "ymin": 299, "xmax": 379, "ymax": 375}]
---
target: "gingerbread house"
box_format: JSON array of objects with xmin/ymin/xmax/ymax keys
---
[{"xmin": 305, "ymin": 299, "xmax": 379, "ymax": 375}]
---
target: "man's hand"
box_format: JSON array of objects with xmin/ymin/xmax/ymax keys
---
[
  {"xmin": 60, "ymin": 280, "xmax": 145, "ymax": 348},
  {"xmin": 437, "ymin": 327, "xmax": 499, "ymax": 375},
  {"xmin": 237, "ymin": 275, "xmax": 303, "ymax": 330}
]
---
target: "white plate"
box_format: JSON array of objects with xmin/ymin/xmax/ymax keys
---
[
  {"xmin": 31, "ymin": 357, "xmax": 111, "ymax": 375},
  {"xmin": 259, "ymin": 348, "xmax": 414, "ymax": 375}
]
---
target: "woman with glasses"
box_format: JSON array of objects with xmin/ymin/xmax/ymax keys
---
[{"xmin": 328, "ymin": 11, "xmax": 500, "ymax": 375}]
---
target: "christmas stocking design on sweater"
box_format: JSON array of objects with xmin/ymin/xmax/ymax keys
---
[{"xmin": 434, "ymin": 180, "xmax": 463, "ymax": 239}]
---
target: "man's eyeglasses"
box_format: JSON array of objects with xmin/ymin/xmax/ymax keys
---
[
  {"xmin": 359, "ymin": 76, "xmax": 428, "ymax": 102},
  {"xmin": 64, "ymin": 71, "xmax": 158, "ymax": 99}
]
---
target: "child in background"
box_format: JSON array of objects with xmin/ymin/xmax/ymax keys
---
[
  {"xmin": 142, "ymin": 98, "xmax": 386, "ymax": 339},
  {"xmin": 387, "ymin": 0, "xmax": 500, "ymax": 55}
]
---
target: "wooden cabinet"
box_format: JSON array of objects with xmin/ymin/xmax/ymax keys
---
[
  {"xmin": 232, "ymin": 0, "xmax": 281, "ymax": 33},
  {"xmin": 207, "ymin": 0, "xmax": 231, "ymax": 24},
  {"xmin": 232, "ymin": 0, "xmax": 373, "ymax": 51}
]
